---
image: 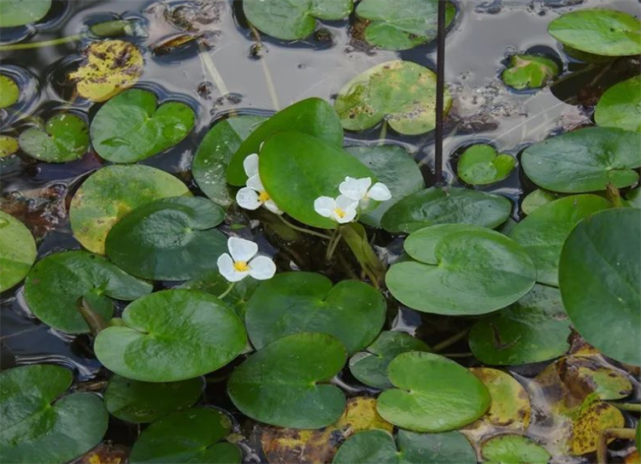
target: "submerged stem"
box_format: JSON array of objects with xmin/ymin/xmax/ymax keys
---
[
  {"xmin": 76, "ymin": 297, "xmax": 108, "ymax": 336},
  {"xmin": 278, "ymin": 215, "xmax": 332, "ymax": 240},
  {"xmin": 198, "ymin": 41, "xmax": 230, "ymax": 97},
  {"xmin": 432, "ymin": 328, "xmax": 470, "ymax": 353},
  {"xmin": 0, "ymin": 34, "xmax": 82, "ymax": 51},
  {"xmin": 249, "ymin": 25, "xmax": 280, "ymax": 111},
  {"xmin": 609, "ymin": 403, "xmax": 641, "ymax": 412},
  {"xmin": 378, "ymin": 121, "xmax": 387, "ymax": 146},
  {"xmin": 596, "ymin": 428, "xmax": 636, "ymax": 464},
  {"xmin": 217, "ymin": 282, "xmax": 236, "ymax": 300}
]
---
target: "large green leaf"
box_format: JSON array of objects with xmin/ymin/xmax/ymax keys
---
[
  {"xmin": 377, "ymin": 352, "xmax": 491, "ymax": 432},
  {"xmin": 595, "ymin": 76, "xmax": 641, "ymax": 132},
  {"xmin": 19, "ymin": 114, "xmax": 89, "ymax": 163},
  {"xmin": 246, "ymin": 272, "xmax": 386, "ymax": 355},
  {"xmin": 0, "ymin": 365, "xmax": 108, "ymax": 464},
  {"xmin": 95, "ymin": 289, "xmax": 247, "ymax": 382},
  {"xmin": 90, "ymin": 89, "xmax": 195, "ymax": 163},
  {"xmin": 24, "ymin": 251, "xmax": 152, "ymax": 334},
  {"xmin": 228, "ymin": 333, "xmax": 347, "ymax": 429},
  {"xmin": 521, "ymin": 127, "xmax": 641, "ymax": 193},
  {"xmin": 457, "ymin": 144, "xmax": 515, "ymax": 185},
  {"xmin": 501, "ymin": 54, "xmax": 559, "ymax": 90},
  {"xmin": 481, "ymin": 435, "xmax": 551, "ymax": 464},
  {"xmin": 559, "ymin": 208, "xmax": 641, "ymax": 366},
  {"xmin": 0, "ymin": 0, "xmax": 52, "ymax": 27},
  {"xmin": 0, "ymin": 211, "xmax": 36, "ymax": 292},
  {"xmin": 0, "ymin": 74, "xmax": 20, "ymax": 108}
]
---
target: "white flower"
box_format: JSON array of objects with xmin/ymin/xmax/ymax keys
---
[
  {"xmin": 217, "ymin": 237, "xmax": 276, "ymax": 282},
  {"xmin": 339, "ymin": 176, "xmax": 392, "ymax": 206},
  {"xmin": 236, "ymin": 154, "xmax": 282, "ymax": 214},
  {"xmin": 314, "ymin": 195, "xmax": 358, "ymax": 224}
]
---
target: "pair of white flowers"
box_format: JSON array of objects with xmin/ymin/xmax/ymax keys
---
[
  {"xmin": 236, "ymin": 154, "xmax": 282, "ymax": 214},
  {"xmin": 314, "ymin": 177, "xmax": 391, "ymax": 224}
]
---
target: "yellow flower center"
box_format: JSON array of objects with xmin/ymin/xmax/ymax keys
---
[
  {"xmin": 334, "ymin": 208, "xmax": 346, "ymax": 218},
  {"xmin": 259, "ymin": 191, "xmax": 270, "ymax": 203},
  {"xmin": 234, "ymin": 261, "xmax": 249, "ymax": 272}
]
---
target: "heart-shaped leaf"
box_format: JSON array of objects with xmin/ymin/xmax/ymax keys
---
[
  {"xmin": 91, "ymin": 89, "xmax": 195, "ymax": 163},
  {"xmin": 335, "ymin": 61, "xmax": 451, "ymax": 135},
  {"xmin": 521, "ymin": 127, "xmax": 641, "ymax": 193},
  {"xmin": 70, "ymin": 165, "xmax": 191, "ymax": 255},
  {"xmin": 387, "ymin": 224, "xmax": 536, "ymax": 315},
  {"xmin": 355, "ymin": 0, "xmax": 456, "ymax": 51},
  {"xmin": 381, "ymin": 187, "xmax": 512, "ymax": 233},
  {"xmin": 501, "ymin": 54, "xmax": 559, "ymax": 90},
  {"xmin": 246, "ymin": 272, "xmax": 386, "ymax": 355},
  {"xmin": 559, "ymin": 208, "xmax": 640, "ymax": 366},
  {"xmin": 0, "ymin": 211, "xmax": 36, "ymax": 292},
  {"xmin": 104, "ymin": 375, "xmax": 203, "ymax": 424},
  {"xmin": 457, "ymin": 144, "xmax": 516, "ymax": 185},
  {"xmin": 0, "ymin": 365, "xmax": 108, "ymax": 464},
  {"xmin": 228, "ymin": 333, "xmax": 347, "ymax": 429},
  {"xmin": 19, "ymin": 113, "xmax": 89, "ymax": 162},
  {"xmin": 595, "ymin": 75, "xmax": 641, "ymax": 132},
  {"xmin": 0, "ymin": 0, "xmax": 51, "ymax": 27},
  {"xmin": 377, "ymin": 352, "xmax": 491, "ymax": 432},
  {"xmin": 24, "ymin": 250, "xmax": 152, "ymax": 334},
  {"xmin": 0, "ymin": 74, "xmax": 19, "ymax": 108},
  {"xmin": 106, "ymin": 197, "xmax": 226, "ymax": 281},
  {"xmin": 129, "ymin": 408, "xmax": 240, "ymax": 464},
  {"xmin": 0, "ymin": 135, "xmax": 19, "ymax": 157},
  {"xmin": 95, "ymin": 289, "xmax": 247, "ymax": 382},
  {"xmin": 481, "ymin": 435, "xmax": 551, "ymax": 464}
]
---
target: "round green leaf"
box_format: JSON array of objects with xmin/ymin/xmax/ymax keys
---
[
  {"xmin": 481, "ymin": 435, "xmax": 551, "ymax": 464},
  {"xmin": 548, "ymin": 9, "xmax": 641, "ymax": 57},
  {"xmin": 0, "ymin": 211, "xmax": 36, "ymax": 292},
  {"xmin": 243, "ymin": 0, "xmax": 353, "ymax": 40},
  {"xmin": 228, "ymin": 333, "xmax": 347, "ymax": 429},
  {"xmin": 521, "ymin": 189, "xmax": 562, "ymax": 215},
  {"xmin": 193, "ymin": 115, "xmax": 266, "ymax": 207},
  {"xmin": 246, "ymin": 272, "xmax": 386, "ymax": 355},
  {"xmin": 595, "ymin": 75, "xmax": 641, "ymax": 132},
  {"xmin": 0, "ymin": 135, "xmax": 19, "ymax": 157},
  {"xmin": 19, "ymin": 114, "xmax": 89, "ymax": 163},
  {"xmin": 521, "ymin": 127, "xmax": 641, "ymax": 193},
  {"xmin": 0, "ymin": 365, "xmax": 108, "ymax": 464},
  {"xmin": 333, "ymin": 429, "xmax": 476, "ymax": 464},
  {"xmin": 0, "ymin": 0, "xmax": 51, "ymax": 27},
  {"xmin": 356, "ymin": 0, "xmax": 456, "ymax": 51},
  {"xmin": 469, "ymin": 284, "xmax": 571, "ymax": 365},
  {"xmin": 501, "ymin": 55, "xmax": 559, "ymax": 90},
  {"xmin": 95, "ymin": 289, "xmax": 247, "ymax": 382},
  {"xmin": 24, "ymin": 250, "xmax": 152, "ymax": 333},
  {"xmin": 0, "ymin": 74, "xmax": 19, "ymax": 108},
  {"xmin": 388, "ymin": 224, "xmax": 536, "ymax": 315},
  {"xmin": 104, "ymin": 375, "xmax": 203, "ymax": 424},
  {"xmin": 335, "ymin": 60, "xmax": 452, "ymax": 135},
  {"xmin": 106, "ymin": 197, "xmax": 226, "ymax": 281},
  {"xmin": 129, "ymin": 408, "xmax": 240, "ymax": 464},
  {"xmin": 377, "ymin": 352, "xmax": 491, "ymax": 432},
  {"xmin": 90, "ymin": 89, "xmax": 195, "ymax": 163},
  {"xmin": 70, "ymin": 165, "xmax": 191, "ymax": 255},
  {"xmin": 346, "ymin": 145, "xmax": 424, "ymax": 227},
  {"xmin": 349, "ymin": 331, "xmax": 430, "ymax": 389},
  {"xmin": 559, "ymin": 208, "xmax": 641, "ymax": 366},
  {"xmin": 509, "ymin": 194, "xmax": 611, "ymax": 286},
  {"xmin": 457, "ymin": 145, "xmax": 516, "ymax": 185},
  {"xmin": 259, "ymin": 131, "xmax": 376, "ymax": 229},
  {"xmin": 381, "ymin": 187, "xmax": 512, "ymax": 234}
]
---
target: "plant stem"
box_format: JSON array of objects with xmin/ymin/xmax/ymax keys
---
[
  {"xmin": 609, "ymin": 403, "xmax": 641, "ymax": 412},
  {"xmin": 606, "ymin": 183, "xmax": 623, "ymax": 208},
  {"xmin": 249, "ymin": 24, "xmax": 280, "ymax": 111},
  {"xmin": 76, "ymin": 297, "xmax": 108, "ymax": 336},
  {"xmin": 441, "ymin": 352, "xmax": 474, "ymax": 358},
  {"xmin": 325, "ymin": 229, "xmax": 343, "ymax": 262},
  {"xmin": 432, "ymin": 328, "xmax": 470, "ymax": 353},
  {"xmin": 0, "ymin": 34, "xmax": 82, "ymax": 51},
  {"xmin": 378, "ymin": 121, "xmax": 387, "ymax": 146},
  {"xmin": 279, "ymin": 215, "xmax": 332, "ymax": 239},
  {"xmin": 198, "ymin": 41, "xmax": 230, "ymax": 96},
  {"xmin": 217, "ymin": 282, "xmax": 236, "ymax": 299},
  {"xmin": 596, "ymin": 428, "xmax": 636, "ymax": 464}
]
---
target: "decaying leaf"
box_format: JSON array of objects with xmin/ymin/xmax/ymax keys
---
[
  {"xmin": 72, "ymin": 443, "xmax": 129, "ymax": 464},
  {"xmin": 569, "ymin": 401, "xmax": 625, "ymax": 455}
]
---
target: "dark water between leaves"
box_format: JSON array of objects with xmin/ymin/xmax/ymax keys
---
[{"xmin": 1, "ymin": 0, "xmax": 640, "ymax": 463}]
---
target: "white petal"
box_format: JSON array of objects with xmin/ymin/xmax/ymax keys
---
[
  {"xmin": 243, "ymin": 154, "xmax": 259, "ymax": 178},
  {"xmin": 368, "ymin": 182, "xmax": 392, "ymax": 201},
  {"xmin": 336, "ymin": 195, "xmax": 359, "ymax": 210},
  {"xmin": 228, "ymin": 237, "xmax": 258, "ymax": 262},
  {"xmin": 236, "ymin": 187, "xmax": 262, "ymax": 210},
  {"xmin": 314, "ymin": 196, "xmax": 336, "ymax": 218},
  {"xmin": 336, "ymin": 207, "xmax": 357, "ymax": 224},
  {"xmin": 339, "ymin": 177, "xmax": 371, "ymax": 201},
  {"xmin": 264, "ymin": 199, "xmax": 283, "ymax": 215},
  {"xmin": 246, "ymin": 174, "xmax": 265, "ymax": 193},
  {"xmin": 248, "ymin": 255, "xmax": 276, "ymax": 280},
  {"xmin": 217, "ymin": 253, "xmax": 245, "ymax": 282}
]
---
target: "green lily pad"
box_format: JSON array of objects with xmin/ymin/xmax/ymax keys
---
[
  {"xmin": 243, "ymin": 0, "xmax": 353, "ymax": 41},
  {"xmin": 228, "ymin": 333, "xmax": 347, "ymax": 429},
  {"xmin": 0, "ymin": 211, "xmax": 36, "ymax": 292},
  {"xmin": 0, "ymin": 364, "xmax": 108, "ymax": 464},
  {"xmin": 105, "ymin": 197, "xmax": 226, "ymax": 281},
  {"xmin": 129, "ymin": 408, "xmax": 240, "ymax": 464},
  {"xmin": 246, "ymin": 272, "xmax": 386, "ymax": 355},
  {"xmin": 104, "ymin": 375, "xmax": 203, "ymax": 424},
  {"xmin": 387, "ymin": 224, "xmax": 536, "ymax": 315},
  {"xmin": 227, "ymin": 98, "xmax": 344, "ymax": 186},
  {"xmin": 95, "ymin": 289, "xmax": 247, "ymax": 382},
  {"xmin": 521, "ymin": 189, "xmax": 562, "ymax": 215},
  {"xmin": 0, "ymin": 0, "xmax": 51, "ymax": 27},
  {"xmin": 355, "ymin": 0, "xmax": 456, "ymax": 51},
  {"xmin": 559, "ymin": 208, "xmax": 641, "ymax": 366},
  {"xmin": 0, "ymin": 74, "xmax": 19, "ymax": 108},
  {"xmin": 377, "ymin": 352, "xmax": 491, "ymax": 432},
  {"xmin": 70, "ymin": 165, "xmax": 191, "ymax": 255},
  {"xmin": 19, "ymin": 114, "xmax": 89, "ymax": 163},
  {"xmin": 335, "ymin": 60, "xmax": 452, "ymax": 135},
  {"xmin": 501, "ymin": 55, "xmax": 560, "ymax": 90},
  {"xmin": 509, "ymin": 194, "xmax": 611, "ymax": 286},
  {"xmin": 381, "ymin": 187, "xmax": 512, "ymax": 234},
  {"xmin": 333, "ymin": 429, "xmax": 476, "ymax": 464},
  {"xmin": 349, "ymin": 331, "xmax": 431, "ymax": 389},
  {"xmin": 469, "ymin": 284, "xmax": 571, "ymax": 365},
  {"xmin": 90, "ymin": 89, "xmax": 195, "ymax": 163},
  {"xmin": 0, "ymin": 135, "xmax": 19, "ymax": 157},
  {"xmin": 481, "ymin": 435, "xmax": 551, "ymax": 464},
  {"xmin": 24, "ymin": 250, "xmax": 152, "ymax": 334},
  {"xmin": 346, "ymin": 145, "xmax": 424, "ymax": 227},
  {"xmin": 548, "ymin": 9, "xmax": 641, "ymax": 57},
  {"xmin": 521, "ymin": 127, "xmax": 641, "ymax": 193},
  {"xmin": 259, "ymin": 131, "xmax": 376, "ymax": 229},
  {"xmin": 457, "ymin": 145, "xmax": 516, "ymax": 185},
  {"xmin": 193, "ymin": 115, "xmax": 266, "ymax": 207},
  {"xmin": 595, "ymin": 75, "xmax": 641, "ymax": 132}
]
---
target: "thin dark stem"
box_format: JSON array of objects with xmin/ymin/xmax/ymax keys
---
[
  {"xmin": 432, "ymin": 328, "xmax": 469, "ymax": 353},
  {"xmin": 278, "ymin": 215, "xmax": 332, "ymax": 240},
  {"xmin": 434, "ymin": 0, "xmax": 447, "ymax": 186}
]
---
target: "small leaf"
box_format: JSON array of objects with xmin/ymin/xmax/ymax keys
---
[
  {"xmin": 90, "ymin": 19, "xmax": 136, "ymax": 38},
  {"xmin": 481, "ymin": 435, "xmax": 551, "ymax": 464},
  {"xmin": 457, "ymin": 144, "xmax": 515, "ymax": 185},
  {"xmin": 19, "ymin": 113, "xmax": 89, "ymax": 162},
  {"xmin": 501, "ymin": 54, "xmax": 559, "ymax": 90},
  {"xmin": 0, "ymin": 135, "xmax": 19, "ymax": 157},
  {"xmin": 0, "ymin": 211, "xmax": 36, "ymax": 292},
  {"xmin": 0, "ymin": 74, "xmax": 19, "ymax": 108},
  {"xmin": 595, "ymin": 75, "xmax": 641, "ymax": 132},
  {"xmin": 0, "ymin": 0, "xmax": 51, "ymax": 27}
]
